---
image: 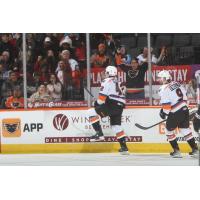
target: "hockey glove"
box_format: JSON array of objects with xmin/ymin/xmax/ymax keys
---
[
  {"xmin": 193, "ymin": 113, "xmax": 200, "ymax": 133},
  {"xmin": 159, "ymin": 109, "xmax": 167, "ymax": 119}
]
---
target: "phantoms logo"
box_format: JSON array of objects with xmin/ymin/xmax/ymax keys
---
[
  {"xmin": 53, "ymin": 114, "xmax": 69, "ymax": 131},
  {"xmin": 2, "ymin": 118, "xmax": 21, "ymax": 137}
]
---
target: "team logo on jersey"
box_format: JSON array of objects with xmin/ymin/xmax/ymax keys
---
[
  {"xmin": 128, "ymin": 69, "xmax": 139, "ymax": 78},
  {"xmin": 2, "ymin": 118, "xmax": 21, "ymax": 137},
  {"xmin": 53, "ymin": 114, "xmax": 69, "ymax": 131}
]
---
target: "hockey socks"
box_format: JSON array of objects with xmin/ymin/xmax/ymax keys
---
[
  {"xmin": 91, "ymin": 121, "xmax": 104, "ymax": 136},
  {"xmin": 169, "ymin": 139, "xmax": 180, "ymax": 151},
  {"xmin": 187, "ymin": 137, "xmax": 198, "ymax": 150},
  {"xmin": 118, "ymin": 137, "xmax": 128, "ymax": 149}
]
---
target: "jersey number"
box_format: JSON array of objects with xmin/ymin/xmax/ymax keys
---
[{"xmin": 176, "ymin": 88, "xmax": 183, "ymax": 100}]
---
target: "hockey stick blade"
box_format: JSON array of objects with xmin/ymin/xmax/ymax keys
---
[
  {"xmin": 135, "ymin": 123, "xmax": 150, "ymax": 130},
  {"xmin": 135, "ymin": 119, "xmax": 166, "ymax": 130}
]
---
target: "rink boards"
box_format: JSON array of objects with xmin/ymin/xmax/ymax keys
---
[{"xmin": 0, "ymin": 107, "xmax": 198, "ymax": 153}]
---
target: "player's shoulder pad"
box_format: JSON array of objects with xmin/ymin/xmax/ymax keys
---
[{"xmin": 102, "ymin": 77, "xmax": 113, "ymax": 83}]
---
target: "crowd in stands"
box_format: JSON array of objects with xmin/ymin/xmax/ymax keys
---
[
  {"xmin": 0, "ymin": 33, "xmax": 199, "ymax": 108},
  {"xmin": 0, "ymin": 33, "xmax": 86, "ymax": 108}
]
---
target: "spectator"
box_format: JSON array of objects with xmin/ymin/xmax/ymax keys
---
[
  {"xmin": 156, "ymin": 46, "xmax": 174, "ymax": 66},
  {"xmin": 137, "ymin": 47, "xmax": 158, "ymax": 65},
  {"xmin": 0, "ymin": 89, "xmax": 12, "ymax": 108},
  {"xmin": 115, "ymin": 45, "xmax": 131, "ymax": 67},
  {"xmin": 0, "ymin": 51, "xmax": 12, "ymax": 71},
  {"xmin": 60, "ymin": 50, "xmax": 83, "ymax": 99},
  {"xmin": 118, "ymin": 57, "xmax": 148, "ymax": 99},
  {"xmin": 75, "ymin": 39, "xmax": 86, "ymax": 71},
  {"xmin": 185, "ymin": 79, "xmax": 197, "ymax": 100},
  {"xmin": 0, "ymin": 33, "xmax": 14, "ymax": 61},
  {"xmin": 39, "ymin": 64, "xmax": 50, "ymax": 84},
  {"xmin": 45, "ymin": 50, "xmax": 57, "ymax": 73},
  {"xmin": 25, "ymin": 34, "xmax": 36, "ymax": 73},
  {"xmin": 33, "ymin": 33, "xmax": 46, "ymax": 58},
  {"xmin": 35, "ymin": 50, "xmax": 57, "ymax": 74},
  {"xmin": 0, "ymin": 63, "xmax": 5, "ymax": 101},
  {"xmin": 29, "ymin": 84, "xmax": 52, "ymax": 103},
  {"xmin": 90, "ymin": 43, "xmax": 110, "ymax": 68},
  {"xmin": 59, "ymin": 49, "xmax": 79, "ymax": 72},
  {"xmin": 56, "ymin": 60, "xmax": 73, "ymax": 100},
  {"xmin": 45, "ymin": 33, "xmax": 60, "ymax": 57},
  {"xmin": 47, "ymin": 74, "xmax": 62, "ymax": 101},
  {"xmin": 90, "ymin": 34, "xmax": 106, "ymax": 50},
  {"xmin": 1, "ymin": 71, "xmax": 23, "ymax": 101},
  {"xmin": 34, "ymin": 55, "xmax": 43, "ymax": 73},
  {"xmin": 5, "ymin": 86, "xmax": 24, "ymax": 109},
  {"xmin": 0, "ymin": 62, "xmax": 9, "ymax": 81},
  {"xmin": 104, "ymin": 34, "xmax": 117, "ymax": 62},
  {"xmin": 59, "ymin": 36, "xmax": 75, "ymax": 58},
  {"xmin": 26, "ymin": 72, "xmax": 42, "ymax": 97},
  {"xmin": 43, "ymin": 36, "xmax": 55, "ymax": 55}
]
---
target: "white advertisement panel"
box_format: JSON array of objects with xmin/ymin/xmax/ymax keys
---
[{"xmin": 0, "ymin": 108, "xmax": 198, "ymax": 145}]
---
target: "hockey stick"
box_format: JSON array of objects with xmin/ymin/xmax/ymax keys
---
[
  {"xmin": 84, "ymin": 87, "xmax": 94, "ymax": 98},
  {"xmin": 135, "ymin": 108, "xmax": 197, "ymax": 130},
  {"xmin": 135, "ymin": 119, "xmax": 166, "ymax": 130}
]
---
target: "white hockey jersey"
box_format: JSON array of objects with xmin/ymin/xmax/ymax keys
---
[
  {"xmin": 158, "ymin": 81, "xmax": 188, "ymax": 113},
  {"xmin": 98, "ymin": 77, "xmax": 126, "ymax": 104}
]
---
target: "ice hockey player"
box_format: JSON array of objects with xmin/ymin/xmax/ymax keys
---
[
  {"xmin": 158, "ymin": 70, "xmax": 198, "ymax": 158},
  {"xmin": 88, "ymin": 65, "xmax": 129, "ymax": 155},
  {"xmin": 193, "ymin": 105, "xmax": 200, "ymax": 134}
]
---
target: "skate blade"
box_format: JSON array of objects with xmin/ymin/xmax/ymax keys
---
[
  {"xmin": 120, "ymin": 151, "xmax": 130, "ymax": 155},
  {"xmin": 171, "ymin": 155, "xmax": 183, "ymax": 158},
  {"xmin": 189, "ymin": 154, "xmax": 198, "ymax": 158},
  {"xmin": 90, "ymin": 137, "xmax": 105, "ymax": 142}
]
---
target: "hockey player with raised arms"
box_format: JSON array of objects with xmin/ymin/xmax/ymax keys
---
[
  {"xmin": 158, "ymin": 70, "xmax": 198, "ymax": 158},
  {"xmin": 88, "ymin": 65, "xmax": 129, "ymax": 154}
]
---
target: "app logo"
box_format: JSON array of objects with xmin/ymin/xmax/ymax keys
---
[
  {"xmin": 53, "ymin": 114, "xmax": 69, "ymax": 131},
  {"xmin": 2, "ymin": 118, "xmax": 21, "ymax": 137}
]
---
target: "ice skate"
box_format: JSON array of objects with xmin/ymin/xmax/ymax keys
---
[
  {"xmin": 189, "ymin": 149, "xmax": 199, "ymax": 158},
  {"xmin": 119, "ymin": 146, "xmax": 129, "ymax": 155},
  {"xmin": 90, "ymin": 132, "xmax": 105, "ymax": 142},
  {"xmin": 170, "ymin": 150, "xmax": 182, "ymax": 158}
]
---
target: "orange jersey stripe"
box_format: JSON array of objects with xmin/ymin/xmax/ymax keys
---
[
  {"xmin": 162, "ymin": 105, "xmax": 171, "ymax": 110},
  {"xmin": 98, "ymin": 95, "xmax": 107, "ymax": 101},
  {"xmin": 116, "ymin": 131, "xmax": 125, "ymax": 139},
  {"xmin": 89, "ymin": 116, "xmax": 99, "ymax": 123}
]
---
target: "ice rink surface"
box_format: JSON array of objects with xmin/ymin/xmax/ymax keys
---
[{"xmin": 0, "ymin": 153, "xmax": 199, "ymax": 166}]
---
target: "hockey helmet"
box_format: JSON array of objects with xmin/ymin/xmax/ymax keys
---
[
  {"xmin": 105, "ymin": 66, "xmax": 117, "ymax": 77},
  {"xmin": 157, "ymin": 70, "xmax": 172, "ymax": 81}
]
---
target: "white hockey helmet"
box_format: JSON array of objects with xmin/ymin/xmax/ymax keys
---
[
  {"xmin": 157, "ymin": 70, "xmax": 172, "ymax": 81},
  {"xmin": 105, "ymin": 66, "xmax": 117, "ymax": 77}
]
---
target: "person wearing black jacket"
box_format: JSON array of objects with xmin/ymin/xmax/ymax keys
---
[
  {"xmin": 118, "ymin": 57, "xmax": 148, "ymax": 99},
  {"xmin": 0, "ymin": 34, "xmax": 14, "ymax": 62}
]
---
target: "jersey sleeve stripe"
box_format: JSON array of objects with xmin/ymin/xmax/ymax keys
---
[
  {"xmin": 116, "ymin": 131, "xmax": 125, "ymax": 139},
  {"xmin": 89, "ymin": 116, "xmax": 99, "ymax": 124},
  {"xmin": 98, "ymin": 95, "xmax": 107, "ymax": 101},
  {"xmin": 162, "ymin": 105, "xmax": 171, "ymax": 110}
]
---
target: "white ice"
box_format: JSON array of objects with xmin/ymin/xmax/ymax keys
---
[{"xmin": 0, "ymin": 153, "xmax": 198, "ymax": 166}]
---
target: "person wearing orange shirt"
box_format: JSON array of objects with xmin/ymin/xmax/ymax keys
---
[
  {"xmin": 5, "ymin": 86, "xmax": 24, "ymax": 109},
  {"xmin": 90, "ymin": 43, "xmax": 110, "ymax": 68}
]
